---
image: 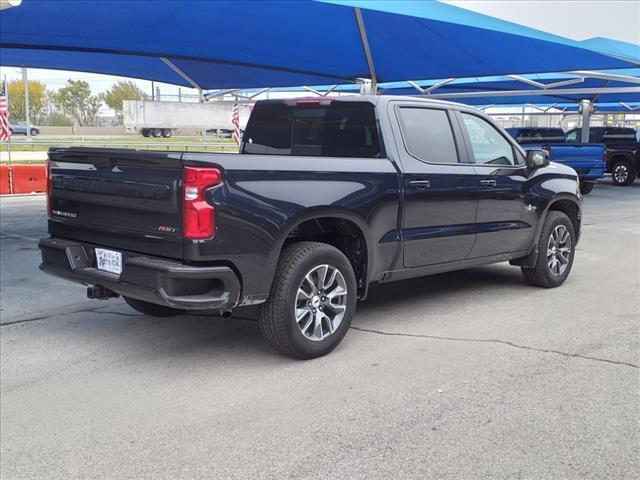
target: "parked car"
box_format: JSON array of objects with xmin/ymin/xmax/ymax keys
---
[
  {"xmin": 40, "ymin": 96, "xmax": 582, "ymax": 359},
  {"xmin": 565, "ymin": 126, "xmax": 640, "ymax": 186},
  {"xmin": 9, "ymin": 122, "xmax": 40, "ymax": 136},
  {"xmin": 506, "ymin": 127, "xmax": 606, "ymax": 194}
]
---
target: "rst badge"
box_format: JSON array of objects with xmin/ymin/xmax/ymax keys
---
[{"xmin": 158, "ymin": 225, "xmax": 177, "ymax": 233}]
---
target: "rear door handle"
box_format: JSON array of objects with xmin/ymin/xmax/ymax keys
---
[
  {"xmin": 408, "ymin": 179, "xmax": 430, "ymax": 190},
  {"xmin": 480, "ymin": 179, "xmax": 496, "ymax": 188}
]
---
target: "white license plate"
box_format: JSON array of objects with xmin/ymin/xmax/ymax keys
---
[{"xmin": 95, "ymin": 248, "xmax": 123, "ymax": 275}]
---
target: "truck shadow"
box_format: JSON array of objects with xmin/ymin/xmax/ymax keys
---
[{"xmin": 49, "ymin": 264, "xmax": 528, "ymax": 366}]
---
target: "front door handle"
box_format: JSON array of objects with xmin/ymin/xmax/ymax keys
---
[
  {"xmin": 480, "ymin": 179, "xmax": 497, "ymax": 188},
  {"xmin": 408, "ymin": 179, "xmax": 431, "ymax": 190}
]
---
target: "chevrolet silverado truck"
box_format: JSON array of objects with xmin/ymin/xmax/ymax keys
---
[
  {"xmin": 565, "ymin": 126, "xmax": 640, "ymax": 186},
  {"xmin": 505, "ymin": 127, "xmax": 606, "ymax": 195},
  {"xmin": 40, "ymin": 96, "xmax": 582, "ymax": 359}
]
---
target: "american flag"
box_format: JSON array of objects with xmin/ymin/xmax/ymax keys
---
[
  {"xmin": 231, "ymin": 103, "xmax": 240, "ymax": 146},
  {"xmin": 0, "ymin": 80, "xmax": 11, "ymax": 142}
]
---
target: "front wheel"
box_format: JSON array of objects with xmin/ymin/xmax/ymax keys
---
[
  {"xmin": 611, "ymin": 159, "xmax": 635, "ymax": 186},
  {"xmin": 123, "ymin": 296, "xmax": 185, "ymax": 317},
  {"xmin": 522, "ymin": 211, "xmax": 576, "ymax": 288},
  {"xmin": 258, "ymin": 242, "xmax": 357, "ymax": 359},
  {"xmin": 579, "ymin": 181, "xmax": 594, "ymax": 195},
  {"xmin": 30, "ymin": 128, "xmax": 39, "ymax": 136}
]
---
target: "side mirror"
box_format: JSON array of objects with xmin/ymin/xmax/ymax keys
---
[{"xmin": 526, "ymin": 149, "xmax": 550, "ymax": 169}]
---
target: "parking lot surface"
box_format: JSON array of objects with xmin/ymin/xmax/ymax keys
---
[{"xmin": 1, "ymin": 179, "xmax": 639, "ymax": 479}]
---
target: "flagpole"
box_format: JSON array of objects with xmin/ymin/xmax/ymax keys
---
[{"xmin": 3, "ymin": 75, "xmax": 13, "ymax": 194}]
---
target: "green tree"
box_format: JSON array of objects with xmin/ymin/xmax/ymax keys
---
[
  {"xmin": 51, "ymin": 80, "xmax": 103, "ymax": 126},
  {"xmin": 40, "ymin": 111, "xmax": 74, "ymax": 127},
  {"xmin": 6, "ymin": 80, "xmax": 47, "ymax": 124},
  {"xmin": 104, "ymin": 80, "xmax": 148, "ymax": 111}
]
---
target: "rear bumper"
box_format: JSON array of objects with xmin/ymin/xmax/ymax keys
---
[{"xmin": 39, "ymin": 237, "xmax": 241, "ymax": 311}]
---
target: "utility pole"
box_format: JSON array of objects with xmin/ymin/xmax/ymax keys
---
[
  {"xmin": 22, "ymin": 67, "xmax": 31, "ymax": 140},
  {"xmin": 151, "ymin": 81, "xmax": 155, "ymax": 101}
]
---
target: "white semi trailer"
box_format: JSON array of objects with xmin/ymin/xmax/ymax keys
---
[{"xmin": 123, "ymin": 100, "xmax": 251, "ymax": 137}]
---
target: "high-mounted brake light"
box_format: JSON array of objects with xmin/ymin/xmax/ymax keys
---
[
  {"xmin": 283, "ymin": 98, "xmax": 332, "ymax": 106},
  {"xmin": 182, "ymin": 167, "xmax": 222, "ymax": 239}
]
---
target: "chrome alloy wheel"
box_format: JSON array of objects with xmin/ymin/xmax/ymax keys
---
[
  {"xmin": 295, "ymin": 264, "xmax": 348, "ymax": 342},
  {"xmin": 613, "ymin": 163, "xmax": 629, "ymax": 183},
  {"xmin": 547, "ymin": 225, "xmax": 572, "ymax": 276}
]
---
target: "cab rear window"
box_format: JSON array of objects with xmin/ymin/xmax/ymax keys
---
[{"xmin": 242, "ymin": 101, "xmax": 381, "ymax": 158}]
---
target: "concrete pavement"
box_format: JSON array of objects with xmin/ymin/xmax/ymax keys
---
[{"xmin": 1, "ymin": 179, "xmax": 638, "ymax": 479}]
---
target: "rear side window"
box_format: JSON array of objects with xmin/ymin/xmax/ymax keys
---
[
  {"xmin": 242, "ymin": 101, "xmax": 380, "ymax": 158},
  {"xmin": 603, "ymin": 128, "xmax": 637, "ymax": 140},
  {"xmin": 397, "ymin": 107, "xmax": 459, "ymax": 164}
]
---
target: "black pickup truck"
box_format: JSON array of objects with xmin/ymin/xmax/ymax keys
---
[
  {"xmin": 40, "ymin": 96, "xmax": 582, "ymax": 358},
  {"xmin": 565, "ymin": 126, "xmax": 640, "ymax": 186}
]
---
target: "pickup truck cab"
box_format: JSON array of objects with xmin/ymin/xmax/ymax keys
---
[
  {"xmin": 506, "ymin": 127, "xmax": 606, "ymax": 194},
  {"xmin": 565, "ymin": 126, "xmax": 640, "ymax": 186},
  {"xmin": 40, "ymin": 96, "xmax": 582, "ymax": 358}
]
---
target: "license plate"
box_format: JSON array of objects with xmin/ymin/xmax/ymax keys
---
[{"xmin": 95, "ymin": 248, "xmax": 123, "ymax": 275}]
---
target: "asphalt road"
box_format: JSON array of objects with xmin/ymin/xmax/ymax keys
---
[{"xmin": 1, "ymin": 178, "xmax": 639, "ymax": 479}]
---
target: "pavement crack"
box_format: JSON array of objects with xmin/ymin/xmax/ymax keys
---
[{"xmin": 350, "ymin": 326, "xmax": 639, "ymax": 369}]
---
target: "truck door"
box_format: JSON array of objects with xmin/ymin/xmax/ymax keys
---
[
  {"xmin": 390, "ymin": 104, "xmax": 480, "ymax": 268},
  {"xmin": 454, "ymin": 111, "xmax": 538, "ymax": 258}
]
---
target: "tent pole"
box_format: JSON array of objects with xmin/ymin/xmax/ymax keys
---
[
  {"xmin": 22, "ymin": 67, "xmax": 31, "ymax": 141},
  {"xmin": 580, "ymin": 99, "xmax": 592, "ymax": 143},
  {"xmin": 160, "ymin": 57, "xmax": 204, "ymax": 98},
  {"xmin": 353, "ymin": 8, "xmax": 377, "ymax": 94}
]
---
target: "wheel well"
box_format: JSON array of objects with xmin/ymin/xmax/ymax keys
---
[
  {"xmin": 608, "ymin": 153, "xmax": 636, "ymax": 170},
  {"xmin": 283, "ymin": 217, "xmax": 368, "ymax": 296},
  {"xmin": 548, "ymin": 200, "xmax": 580, "ymax": 240}
]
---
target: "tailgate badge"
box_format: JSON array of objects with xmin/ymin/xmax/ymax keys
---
[
  {"xmin": 158, "ymin": 225, "xmax": 177, "ymax": 233},
  {"xmin": 52, "ymin": 210, "xmax": 77, "ymax": 218}
]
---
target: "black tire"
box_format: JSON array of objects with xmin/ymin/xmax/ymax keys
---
[
  {"xmin": 161, "ymin": 128, "xmax": 172, "ymax": 138},
  {"xmin": 522, "ymin": 211, "xmax": 576, "ymax": 288},
  {"xmin": 141, "ymin": 128, "xmax": 151, "ymax": 137},
  {"xmin": 611, "ymin": 159, "xmax": 635, "ymax": 186},
  {"xmin": 30, "ymin": 128, "xmax": 38, "ymax": 136},
  {"xmin": 123, "ymin": 296, "xmax": 185, "ymax": 317},
  {"xmin": 258, "ymin": 242, "xmax": 357, "ymax": 359},
  {"xmin": 579, "ymin": 181, "xmax": 594, "ymax": 195},
  {"xmin": 152, "ymin": 128, "xmax": 162, "ymax": 138}
]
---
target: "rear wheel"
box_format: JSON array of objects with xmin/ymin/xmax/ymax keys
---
[
  {"xmin": 522, "ymin": 211, "xmax": 576, "ymax": 288},
  {"xmin": 152, "ymin": 128, "xmax": 162, "ymax": 138},
  {"xmin": 141, "ymin": 128, "xmax": 151, "ymax": 137},
  {"xmin": 161, "ymin": 128, "xmax": 172, "ymax": 138},
  {"xmin": 30, "ymin": 128, "xmax": 38, "ymax": 136},
  {"xmin": 258, "ymin": 242, "xmax": 357, "ymax": 359},
  {"xmin": 579, "ymin": 181, "xmax": 594, "ymax": 195},
  {"xmin": 611, "ymin": 159, "xmax": 635, "ymax": 186},
  {"xmin": 123, "ymin": 296, "xmax": 185, "ymax": 317}
]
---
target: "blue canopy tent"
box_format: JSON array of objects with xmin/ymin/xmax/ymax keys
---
[
  {"xmin": 1, "ymin": 0, "xmax": 637, "ymax": 91},
  {"xmin": 227, "ymin": 69, "xmax": 640, "ymax": 104}
]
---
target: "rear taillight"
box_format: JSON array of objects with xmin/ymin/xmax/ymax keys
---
[
  {"xmin": 46, "ymin": 159, "xmax": 51, "ymax": 217},
  {"xmin": 182, "ymin": 166, "xmax": 222, "ymax": 239},
  {"xmin": 542, "ymin": 145, "xmax": 551, "ymax": 152}
]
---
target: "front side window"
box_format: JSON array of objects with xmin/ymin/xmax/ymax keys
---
[
  {"xmin": 565, "ymin": 130, "xmax": 578, "ymax": 143},
  {"xmin": 461, "ymin": 113, "xmax": 515, "ymax": 166},
  {"xmin": 397, "ymin": 107, "xmax": 459, "ymax": 164}
]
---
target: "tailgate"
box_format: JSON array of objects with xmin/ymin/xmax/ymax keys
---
[
  {"xmin": 547, "ymin": 143, "xmax": 606, "ymax": 167},
  {"xmin": 48, "ymin": 148, "xmax": 185, "ymax": 259}
]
